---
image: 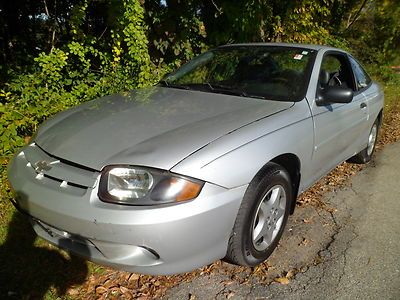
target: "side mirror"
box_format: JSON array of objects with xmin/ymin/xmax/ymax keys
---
[{"xmin": 316, "ymin": 86, "xmax": 353, "ymax": 106}]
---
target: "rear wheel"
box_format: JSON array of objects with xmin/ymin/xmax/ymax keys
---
[
  {"xmin": 225, "ymin": 163, "xmax": 292, "ymax": 266},
  {"xmin": 348, "ymin": 119, "xmax": 379, "ymax": 164}
]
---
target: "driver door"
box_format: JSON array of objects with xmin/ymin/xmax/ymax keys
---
[{"xmin": 309, "ymin": 52, "xmax": 368, "ymax": 183}]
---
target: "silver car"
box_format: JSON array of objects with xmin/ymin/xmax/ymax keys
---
[{"xmin": 8, "ymin": 43, "xmax": 384, "ymax": 275}]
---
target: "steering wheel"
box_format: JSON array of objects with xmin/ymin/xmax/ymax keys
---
[{"xmin": 328, "ymin": 72, "xmax": 342, "ymax": 86}]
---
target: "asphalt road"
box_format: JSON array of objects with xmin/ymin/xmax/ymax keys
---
[{"xmin": 164, "ymin": 141, "xmax": 400, "ymax": 299}]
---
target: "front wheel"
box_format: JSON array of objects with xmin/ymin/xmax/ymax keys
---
[
  {"xmin": 348, "ymin": 119, "xmax": 379, "ymax": 164},
  {"xmin": 225, "ymin": 163, "xmax": 292, "ymax": 266}
]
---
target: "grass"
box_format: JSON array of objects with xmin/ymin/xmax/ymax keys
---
[{"xmin": 0, "ymin": 67, "xmax": 399, "ymax": 299}]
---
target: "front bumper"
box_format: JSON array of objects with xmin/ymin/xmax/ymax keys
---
[{"xmin": 8, "ymin": 145, "xmax": 247, "ymax": 275}]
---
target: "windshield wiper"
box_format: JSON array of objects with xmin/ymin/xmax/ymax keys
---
[
  {"xmin": 206, "ymin": 83, "xmax": 269, "ymax": 100},
  {"xmin": 205, "ymin": 83, "xmax": 247, "ymax": 96},
  {"xmin": 244, "ymin": 94, "xmax": 268, "ymax": 100},
  {"xmin": 160, "ymin": 81, "xmax": 268, "ymax": 99},
  {"xmin": 159, "ymin": 80, "xmax": 191, "ymax": 90}
]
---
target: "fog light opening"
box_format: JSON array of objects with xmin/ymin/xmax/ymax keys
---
[{"xmin": 140, "ymin": 246, "xmax": 160, "ymax": 259}]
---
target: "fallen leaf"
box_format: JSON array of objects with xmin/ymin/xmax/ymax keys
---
[
  {"xmin": 66, "ymin": 287, "xmax": 80, "ymax": 296},
  {"xmin": 95, "ymin": 286, "xmax": 108, "ymax": 295},
  {"xmin": 103, "ymin": 279, "xmax": 115, "ymax": 289},
  {"xmin": 274, "ymin": 277, "xmax": 290, "ymax": 285},
  {"xmin": 129, "ymin": 274, "xmax": 140, "ymax": 282},
  {"xmin": 299, "ymin": 238, "xmax": 310, "ymax": 246},
  {"xmin": 221, "ymin": 280, "xmax": 235, "ymax": 286},
  {"xmin": 286, "ymin": 269, "xmax": 296, "ymax": 279},
  {"xmin": 153, "ymin": 280, "xmax": 161, "ymax": 286}
]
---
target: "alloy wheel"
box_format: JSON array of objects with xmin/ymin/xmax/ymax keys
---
[{"xmin": 252, "ymin": 185, "xmax": 286, "ymax": 251}]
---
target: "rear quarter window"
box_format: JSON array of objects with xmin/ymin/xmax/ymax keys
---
[{"xmin": 349, "ymin": 56, "xmax": 371, "ymax": 90}]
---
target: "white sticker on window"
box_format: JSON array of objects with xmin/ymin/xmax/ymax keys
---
[
  {"xmin": 302, "ymin": 51, "xmax": 309, "ymax": 55},
  {"xmin": 294, "ymin": 54, "xmax": 303, "ymax": 60}
]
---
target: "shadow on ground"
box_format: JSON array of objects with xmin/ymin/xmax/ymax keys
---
[{"xmin": 0, "ymin": 211, "xmax": 88, "ymax": 299}]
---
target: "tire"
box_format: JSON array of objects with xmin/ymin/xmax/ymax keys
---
[
  {"xmin": 347, "ymin": 119, "xmax": 379, "ymax": 164},
  {"xmin": 225, "ymin": 163, "xmax": 292, "ymax": 267}
]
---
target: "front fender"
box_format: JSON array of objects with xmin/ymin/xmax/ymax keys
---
[{"xmin": 171, "ymin": 100, "xmax": 314, "ymax": 189}]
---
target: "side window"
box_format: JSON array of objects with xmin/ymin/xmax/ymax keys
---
[
  {"xmin": 349, "ymin": 56, "xmax": 371, "ymax": 90},
  {"xmin": 319, "ymin": 54, "xmax": 356, "ymax": 91}
]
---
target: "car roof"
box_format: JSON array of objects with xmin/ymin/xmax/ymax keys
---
[{"xmin": 218, "ymin": 42, "xmax": 342, "ymax": 52}]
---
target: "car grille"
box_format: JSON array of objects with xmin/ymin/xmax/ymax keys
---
[{"xmin": 21, "ymin": 143, "xmax": 99, "ymax": 192}]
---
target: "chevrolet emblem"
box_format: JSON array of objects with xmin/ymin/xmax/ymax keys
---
[{"xmin": 34, "ymin": 160, "xmax": 53, "ymax": 172}]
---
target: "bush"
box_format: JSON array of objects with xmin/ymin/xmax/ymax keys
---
[{"xmin": 0, "ymin": 0, "xmax": 167, "ymax": 162}]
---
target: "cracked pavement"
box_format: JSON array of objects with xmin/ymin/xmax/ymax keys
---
[{"xmin": 163, "ymin": 141, "xmax": 400, "ymax": 300}]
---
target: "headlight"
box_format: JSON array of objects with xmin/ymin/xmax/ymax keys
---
[
  {"xmin": 107, "ymin": 167, "xmax": 154, "ymax": 199},
  {"xmin": 98, "ymin": 166, "xmax": 204, "ymax": 206}
]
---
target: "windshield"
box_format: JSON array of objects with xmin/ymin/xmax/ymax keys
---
[{"xmin": 161, "ymin": 46, "xmax": 316, "ymax": 101}]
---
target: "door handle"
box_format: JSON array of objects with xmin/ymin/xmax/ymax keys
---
[{"xmin": 360, "ymin": 102, "xmax": 367, "ymax": 109}]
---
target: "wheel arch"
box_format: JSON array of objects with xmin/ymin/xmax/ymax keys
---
[
  {"xmin": 249, "ymin": 153, "xmax": 301, "ymax": 215},
  {"xmin": 377, "ymin": 108, "xmax": 383, "ymax": 127}
]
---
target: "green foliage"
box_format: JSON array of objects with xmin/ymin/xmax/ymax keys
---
[
  {"xmin": 342, "ymin": 0, "xmax": 400, "ymax": 64},
  {"xmin": 145, "ymin": 0, "xmax": 208, "ymax": 68},
  {"xmin": 0, "ymin": 0, "xmax": 162, "ymax": 161},
  {"xmin": 121, "ymin": 0, "xmax": 154, "ymax": 87}
]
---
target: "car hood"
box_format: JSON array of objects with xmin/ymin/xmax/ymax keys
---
[{"xmin": 35, "ymin": 87, "xmax": 293, "ymax": 171}]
